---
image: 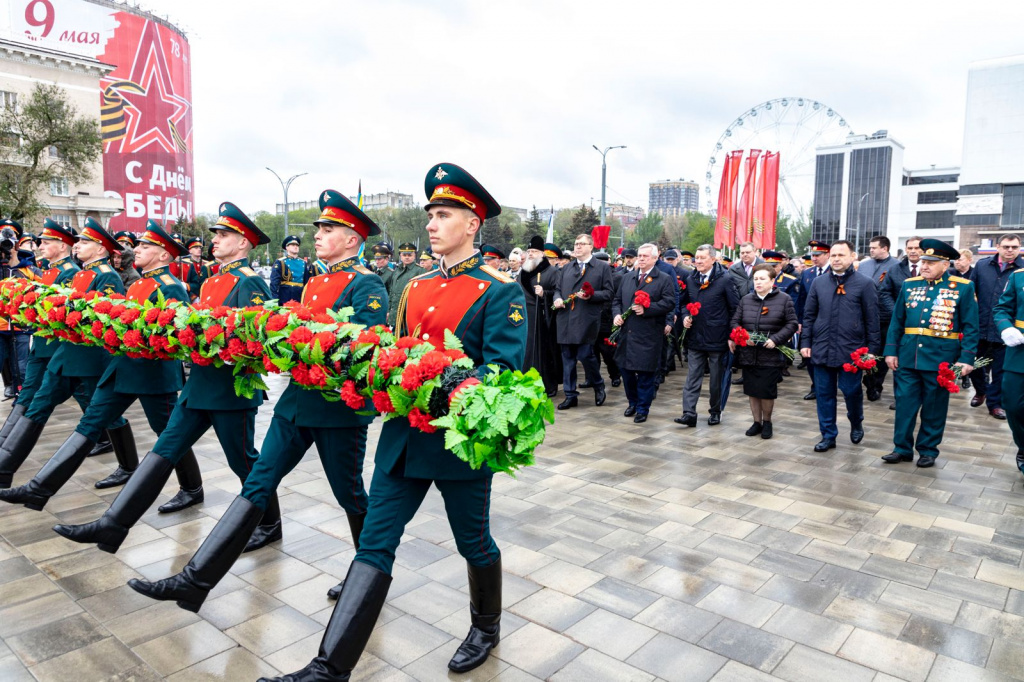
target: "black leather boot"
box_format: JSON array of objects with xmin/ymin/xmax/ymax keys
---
[
  {"xmin": 93, "ymin": 422, "xmax": 139, "ymax": 489},
  {"xmin": 243, "ymin": 491, "xmax": 282, "ymax": 552},
  {"xmin": 448, "ymin": 559, "xmax": 502, "ymax": 673},
  {"xmin": 0, "ymin": 432, "xmax": 94, "ymax": 510},
  {"xmin": 258, "ymin": 561, "xmax": 392, "ymax": 682},
  {"xmin": 0, "ymin": 416, "xmax": 45, "ymax": 489},
  {"xmin": 0, "ymin": 403, "xmax": 26, "ymax": 452},
  {"xmin": 157, "ymin": 449, "xmax": 204, "ymax": 513},
  {"xmin": 1017, "ymin": 450, "xmax": 1024, "ymax": 476},
  {"xmin": 87, "ymin": 430, "xmax": 113, "ymax": 457},
  {"xmin": 128, "ymin": 496, "xmax": 264, "ymax": 612},
  {"xmin": 327, "ymin": 512, "xmax": 366, "ymax": 600},
  {"xmin": 53, "ymin": 451, "xmax": 174, "ymax": 553}
]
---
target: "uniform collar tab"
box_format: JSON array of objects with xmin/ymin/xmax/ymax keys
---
[
  {"xmin": 143, "ymin": 265, "xmax": 170, "ymax": 279},
  {"xmin": 441, "ymin": 252, "xmax": 481, "ymax": 278},
  {"xmin": 220, "ymin": 258, "xmax": 249, "ymax": 273}
]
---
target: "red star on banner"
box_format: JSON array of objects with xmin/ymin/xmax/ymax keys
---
[{"xmin": 108, "ymin": 20, "xmax": 190, "ymax": 153}]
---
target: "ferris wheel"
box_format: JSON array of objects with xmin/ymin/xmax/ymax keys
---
[{"xmin": 704, "ymin": 97, "xmax": 853, "ymax": 219}]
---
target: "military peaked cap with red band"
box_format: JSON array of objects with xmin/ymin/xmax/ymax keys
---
[
  {"xmin": 40, "ymin": 219, "xmax": 76, "ymax": 246},
  {"xmin": 115, "ymin": 231, "xmax": 138, "ymax": 248},
  {"xmin": 185, "ymin": 236, "xmax": 204, "ymax": 249},
  {"xmin": 78, "ymin": 217, "xmax": 122, "ymax": 253},
  {"xmin": 808, "ymin": 240, "xmax": 830, "ymax": 254},
  {"xmin": 0, "ymin": 218, "xmax": 24, "ymax": 238},
  {"xmin": 212, "ymin": 201, "xmax": 270, "ymax": 246},
  {"xmin": 762, "ymin": 250, "xmax": 785, "ymax": 263},
  {"xmin": 480, "ymin": 244, "xmax": 505, "ymax": 260},
  {"xmin": 139, "ymin": 219, "xmax": 187, "ymax": 258},
  {"xmin": 424, "ymin": 162, "xmax": 501, "ymax": 222},
  {"xmin": 312, "ymin": 189, "xmax": 381, "ymax": 240}
]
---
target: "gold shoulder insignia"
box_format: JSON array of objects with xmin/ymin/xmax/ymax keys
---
[
  {"xmin": 160, "ymin": 274, "xmax": 175, "ymax": 285},
  {"xmin": 61, "ymin": 262, "xmax": 74, "ymax": 270},
  {"xmin": 906, "ymin": 276, "xmax": 924, "ymax": 282},
  {"xmin": 949, "ymin": 275, "xmax": 971, "ymax": 284},
  {"xmin": 410, "ymin": 269, "xmax": 436, "ymax": 282},
  {"xmin": 480, "ymin": 264, "xmax": 514, "ymax": 283},
  {"xmin": 783, "ymin": 273, "xmax": 796, "ymax": 280},
  {"xmin": 98, "ymin": 264, "xmax": 113, "ymax": 273},
  {"xmin": 239, "ymin": 267, "xmax": 257, "ymax": 276},
  {"xmin": 354, "ymin": 265, "xmax": 373, "ymax": 275}
]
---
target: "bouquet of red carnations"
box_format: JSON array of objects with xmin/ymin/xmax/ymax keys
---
[
  {"xmin": 843, "ymin": 347, "xmax": 879, "ymax": 374},
  {"xmin": 728, "ymin": 325, "xmax": 797, "ymax": 361},
  {"xmin": 554, "ymin": 281, "xmax": 594, "ymax": 310},
  {"xmin": 609, "ymin": 290, "xmax": 651, "ymax": 342},
  {"xmin": 937, "ymin": 357, "xmax": 991, "ymax": 394}
]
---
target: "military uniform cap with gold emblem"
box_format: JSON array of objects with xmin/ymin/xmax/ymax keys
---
[
  {"xmin": 210, "ymin": 201, "xmax": 270, "ymax": 246},
  {"xmin": 418, "ymin": 251, "xmax": 435, "ymax": 263},
  {"xmin": 397, "ymin": 242, "xmax": 417, "ymax": 254},
  {"xmin": 883, "ymin": 237, "xmax": 978, "ymax": 467},
  {"xmin": 39, "ymin": 218, "xmax": 77, "ymax": 247},
  {"xmin": 114, "ymin": 231, "xmax": 138, "ymax": 248},
  {"xmin": 372, "ymin": 243, "xmax": 392, "ymax": 257},
  {"xmin": 77, "ymin": 217, "xmax": 123, "ymax": 254},
  {"xmin": 480, "ymin": 244, "xmax": 505, "ymax": 262},
  {"xmin": 139, "ymin": 220, "xmax": 188, "ymax": 258},
  {"xmin": 424, "ymin": 162, "xmax": 501, "ymax": 222}
]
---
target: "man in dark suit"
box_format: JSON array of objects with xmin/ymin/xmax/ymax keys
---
[
  {"xmin": 797, "ymin": 240, "xmax": 831, "ymax": 399},
  {"xmin": 613, "ymin": 243, "xmax": 676, "ymax": 422},
  {"xmin": 553, "ymin": 233, "xmax": 615, "ymax": 409}
]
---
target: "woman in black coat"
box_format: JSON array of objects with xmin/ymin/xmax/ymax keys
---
[{"xmin": 729, "ymin": 264, "xmax": 798, "ymax": 439}]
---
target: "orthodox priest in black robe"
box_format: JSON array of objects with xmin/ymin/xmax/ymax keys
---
[{"xmin": 521, "ymin": 237, "xmax": 561, "ymax": 396}]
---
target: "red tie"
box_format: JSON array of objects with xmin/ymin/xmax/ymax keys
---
[{"xmin": 911, "ymin": 263, "xmax": 918, "ymax": 277}]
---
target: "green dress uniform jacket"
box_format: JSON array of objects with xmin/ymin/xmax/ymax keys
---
[
  {"xmin": 994, "ymin": 269, "xmax": 1024, "ymax": 372},
  {"xmin": 47, "ymin": 259, "xmax": 125, "ymax": 378},
  {"xmin": 177, "ymin": 258, "xmax": 269, "ymax": 411},
  {"xmin": 884, "ymin": 273, "xmax": 979, "ymax": 369},
  {"xmin": 385, "ymin": 262, "xmax": 423, "ymax": 327},
  {"xmin": 32, "ymin": 256, "xmax": 80, "ymax": 360},
  {"xmin": 97, "ymin": 266, "xmax": 188, "ymax": 395},
  {"xmin": 374, "ymin": 264, "xmax": 394, "ymax": 295},
  {"xmin": 376, "ymin": 254, "xmax": 527, "ymax": 481},
  {"xmin": 184, "ymin": 259, "xmax": 212, "ymax": 298},
  {"xmin": 274, "ymin": 258, "xmax": 389, "ymax": 427}
]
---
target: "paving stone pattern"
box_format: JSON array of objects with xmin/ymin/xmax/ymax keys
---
[{"xmin": 1, "ymin": 367, "xmax": 1023, "ymax": 681}]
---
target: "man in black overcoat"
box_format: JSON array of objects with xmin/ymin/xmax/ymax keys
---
[{"xmin": 520, "ymin": 236, "xmax": 561, "ymax": 396}]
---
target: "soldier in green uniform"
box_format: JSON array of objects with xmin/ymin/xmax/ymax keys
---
[
  {"xmin": 419, "ymin": 250, "xmax": 436, "ymax": 271},
  {"xmin": 126, "ymin": 189, "xmax": 389, "ymax": 612},
  {"xmin": 0, "ymin": 219, "xmax": 135, "ymax": 487},
  {"xmin": 263, "ymin": 163, "xmax": 527, "ymax": 682},
  {"xmin": 882, "ymin": 238, "xmax": 979, "ymax": 467},
  {"xmin": 386, "ymin": 242, "xmax": 423, "ymax": 326},
  {"xmin": 53, "ymin": 202, "xmax": 281, "ymax": 553},
  {"xmin": 371, "ymin": 242, "xmax": 394, "ymax": 290},
  {"xmin": 0, "ymin": 222, "xmax": 203, "ymax": 509},
  {"xmin": 992, "ymin": 266, "xmax": 1024, "ymax": 478},
  {"xmin": 183, "ymin": 236, "xmax": 212, "ymax": 299}
]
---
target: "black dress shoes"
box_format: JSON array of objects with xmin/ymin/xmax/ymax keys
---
[
  {"xmin": 866, "ymin": 388, "xmax": 881, "ymax": 402},
  {"xmin": 803, "ymin": 391, "xmax": 816, "ymax": 401},
  {"xmin": 731, "ymin": 377, "xmax": 743, "ymax": 385},
  {"xmin": 970, "ymin": 394, "xmax": 986, "ymax": 408},
  {"xmin": 707, "ymin": 413, "xmax": 721, "ymax": 426},
  {"xmin": 624, "ymin": 406, "xmax": 637, "ymax": 417},
  {"xmin": 633, "ymin": 414, "xmax": 647, "ymax": 423},
  {"xmin": 990, "ymin": 408, "xmax": 1007, "ymax": 420},
  {"xmin": 673, "ymin": 415, "xmax": 697, "ymax": 427},
  {"xmin": 595, "ymin": 387, "xmax": 606, "ymax": 406},
  {"xmin": 761, "ymin": 421, "xmax": 773, "ymax": 439},
  {"xmin": 881, "ymin": 452, "xmax": 913, "ymax": 463},
  {"xmin": 916, "ymin": 456, "xmax": 936, "ymax": 468},
  {"xmin": 813, "ymin": 439, "xmax": 836, "ymax": 452},
  {"xmin": 611, "ymin": 378, "xmax": 622, "ymax": 387},
  {"xmin": 850, "ymin": 427, "xmax": 865, "ymax": 444},
  {"xmin": 745, "ymin": 422, "xmax": 763, "ymax": 437},
  {"xmin": 580, "ymin": 382, "xmax": 593, "ymax": 389},
  {"xmin": 557, "ymin": 397, "xmax": 578, "ymax": 410}
]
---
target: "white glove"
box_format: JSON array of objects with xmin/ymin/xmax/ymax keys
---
[{"xmin": 1001, "ymin": 327, "xmax": 1024, "ymax": 347}]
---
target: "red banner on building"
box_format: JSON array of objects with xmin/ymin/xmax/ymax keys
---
[{"xmin": 714, "ymin": 150, "xmax": 743, "ymax": 249}]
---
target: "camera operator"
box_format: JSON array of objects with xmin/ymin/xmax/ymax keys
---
[{"xmin": 0, "ymin": 220, "xmax": 43, "ymax": 402}]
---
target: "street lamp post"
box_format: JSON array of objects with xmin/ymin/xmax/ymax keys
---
[
  {"xmin": 855, "ymin": 192, "xmax": 870, "ymax": 256},
  {"xmin": 592, "ymin": 144, "xmax": 626, "ymax": 249},
  {"xmin": 266, "ymin": 167, "xmax": 308, "ymax": 239}
]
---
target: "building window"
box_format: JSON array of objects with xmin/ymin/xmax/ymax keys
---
[
  {"xmin": 959, "ymin": 183, "xmax": 1001, "ymax": 196},
  {"xmin": 49, "ymin": 177, "xmax": 69, "ymax": 197},
  {"xmin": 917, "ymin": 191, "xmax": 957, "ymax": 204},
  {"xmin": 846, "ymin": 146, "xmax": 893, "ymax": 252},
  {"xmin": 904, "ymin": 174, "xmax": 960, "ymax": 186},
  {"xmin": 0, "ymin": 91, "xmax": 16, "ymax": 111},
  {"xmin": 50, "ymin": 215, "xmax": 71, "ymax": 227},
  {"xmin": 812, "ymin": 153, "xmax": 844, "ymax": 243},
  {"xmin": 958, "ymin": 213, "xmax": 1000, "ymax": 227},
  {"xmin": 1003, "ymin": 185, "xmax": 1024, "ymax": 228},
  {"xmin": 916, "ymin": 210, "xmax": 956, "ymax": 230}
]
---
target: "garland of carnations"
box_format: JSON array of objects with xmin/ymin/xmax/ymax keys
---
[{"xmin": 0, "ymin": 279, "xmax": 553, "ymax": 476}]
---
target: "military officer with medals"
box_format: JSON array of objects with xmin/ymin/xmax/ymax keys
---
[
  {"xmin": 0, "ymin": 222, "xmax": 204, "ymax": 510},
  {"xmin": 882, "ymin": 238, "xmax": 979, "ymax": 468},
  {"xmin": 183, "ymin": 235, "xmax": 212, "ymax": 298},
  {"xmin": 991, "ymin": 263, "xmax": 1024, "ymax": 478},
  {"xmin": 53, "ymin": 202, "xmax": 281, "ymax": 554},
  {"xmin": 385, "ymin": 242, "xmax": 423, "ymax": 326},
  {"xmin": 265, "ymin": 164, "xmax": 526, "ymax": 682},
  {"xmin": 127, "ymin": 190, "xmax": 389, "ymax": 613},
  {"xmin": 271, "ymin": 234, "xmax": 312, "ymax": 304},
  {"xmin": 0, "ymin": 219, "xmax": 135, "ymax": 488}
]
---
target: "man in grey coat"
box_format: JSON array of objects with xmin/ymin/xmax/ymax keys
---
[{"xmin": 553, "ymin": 234, "xmax": 615, "ymax": 409}]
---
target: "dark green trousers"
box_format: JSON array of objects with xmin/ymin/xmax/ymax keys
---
[
  {"xmin": 17, "ymin": 353, "xmax": 88, "ymax": 411},
  {"xmin": 240, "ymin": 416, "xmax": 368, "ymax": 512},
  {"xmin": 1002, "ymin": 369, "xmax": 1024, "ymax": 474},
  {"xmin": 75, "ymin": 388, "xmax": 177, "ymax": 443},
  {"xmin": 892, "ymin": 367, "xmax": 950, "ymax": 458},
  {"xmin": 152, "ymin": 403, "xmax": 258, "ymax": 481},
  {"xmin": 25, "ymin": 369, "xmax": 126, "ymax": 430},
  {"xmin": 355, "ymin": 463, "xmax": 499, "ymax": 575}
]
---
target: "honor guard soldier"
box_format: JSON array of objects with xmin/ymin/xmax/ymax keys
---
[
  {"xmin": 370, "ymin": 242, "xmax": 394, "ymax": 290},
  {"xmin": 128, "ymin": 189, "xmax": 389, "ymax": 612},
  {"xmin": 271, "ymin": 234, "xmax": 312, "ymax": 304},
  {"xmin": 54, "ymin": 202, "xmax": 282, "ymax": 553},
  {"xmin": 166, "ymin": 232, "xmax": 186, "ymax": 282},
  {"xmin": 184, "ymin": 235, "xmax": 212, "ymax": 297},
  {"xmin": 265, "ymin": 163, "xmax": 527, "ymax": 682},
  {"xmin": 0, "ymin": 219, "xmax": 137, "ymax": 489},
  {"xmin": 385, "ymin": 242, "xmax": 423, "ymax": 326},
  {"xmin": 114, "ymin": 231, "xmax": 137, "ymax": 250},
  {"xmin": 0, "ymin": 222, "xmax": 203, "ymax": 510},
  {"xmin": 882, "ymin": 238, "xmax": 979, "ymax": 467},
  {"xmin": 993, "ymin": 263, "xmax": 1024, "ymax": 478}
]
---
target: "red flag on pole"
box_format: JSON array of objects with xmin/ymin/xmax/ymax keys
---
[
  {"xmin": 761, "ymin": 152, "xmax": 780, "ymax": 250},
  {"xmin": 715, "ymin": 151, "xmax": 743, "ymax": 249},
  {"xmin": 752, "ymin": 153, "xmax": 765, "ymax": 249},
  {"xmin": 591, "ymin": 224, "xmax": 611, "ymax": 250},
  {"xmin": 736, "ymin": 150, "xmax": 761, "ymax": 244}
]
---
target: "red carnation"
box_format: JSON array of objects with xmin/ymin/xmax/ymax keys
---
[
  {"xmin": 265, "ymin": 314, "xmax": 289, "ymax": 332},
  {"xmin": 23, "ymin": 292, "xmax": 38, "ymax": 305},
  {"xmin": 66, "ymin": 311, "xmax": 83, "ymax": 327},
  {"xmin": 109, "ymin": 304, "xmax": 126, "ymax": 319},
  {"xmin": 123, "ymin": 330, "xmax": 145, "ymax": 348},
  {"xmin": 418, "ymin": 350, "xmax": 452, "ymax": 380},
  {"xmin": 445, "ymin": 348, "xmax": 468, "ymax": 362},
  {"xmin": 262, "ymin": 354, "xmax": 281, "ymax": 373},
  {"xmin": 288, "ymin": 326, "xmax": 314, "ymax": 345},
  {"xmin": 48, "ymin": 306, "xmax": 66, "ymax": 323},
  {"xmin": 372, "ymin": 390, "xmax": 395, "ymax": 413},
  {"xmin": 158, "ymin": 309, "xmax": 176, "ymax": 326},
  {"xmin": 145, "ymin": 308, "xmax": 160, "ymax": 324},
  {"xmin": 23, "ymin": 308, "xmax": 36, "ymax": 323},
  {"xmin": 395, "ymin": 336, "xmax": 421, "ymax": 350},
  {"xmin": 227, "ymin": 338, "xmax": 246, "ymax": 357},
  {"xmin": 729, "ymin": 327, "xmax": 750, "ymax": 347},
  {"xmin": 291, "ymin": 362, "xmax": 311, "ymax": 384},
  {"xmin": 246, "ymin": 340, "xmax": 264, "ymax": 356},
  {"xmin": 190, "ymin": 351, "xmax": 214, "ymax": 366},
  {"xmin": 211, "ymin": 306, "xmax": 231, "ymax": 318},
  {"xmin": 103, "ymin": 329, "xmax": 120, "ymax": 347},
  {"xmin": 400, "ymin": 364, "xmax": 425, "ymax": 391},
  {"xmin": 119, "ymin": 308, "xmax": 141, "ymax": 324},
  {"xmin": 313, "ymin": 313, "xmax": 333, "ymax": 324},
  {"xmin": 293, "ymin": 305, "xmax": 314, "ymax": 321},
  {"xmin": 308, "ymin": 364, "xmax": 329, "ymax": 388},
  {"xmin": 94, "ymin": 300, "xmax": 112, "ymax": 315},
  {"xmin": 204, "ymin": 324, "xmax": 225, "ymax": 344},
  {"xmin": 69, "ymin": 291, "xmax": 84, "ymax": 300},
  {"xmin": 177, "ymin": 327, "xmax": 197, "ymax": 348},
  {"xmin": 581, "ymin": 282, "xmax": 595, "ymax": 297},
  {"xmin": 686, "ymin": 302, "xmax": 702, "ymax": 316},
  {"xmin": 633, "ymin": 291, "xmax": 651, "ymax": 308},
  {"xmin": 219, "ymin": 347, "xmax": 234, "ymax": 362},
  {"xmin": 356, "ymin": 329, "xmax": 381, "ymax": 346},
  {"xmin": 377, "ymin": 348, "xmax": 408, "ymax": 374},
  {"xmin": 678, "ymin": 278, "xmax": 687, "ymax": 291},
  {"xmin": 91, "ymin": 321, "xmax": 104, "ymax": 338},
  {"xmin": 843, "ymin": 362, "xmax": 856, "ymax": 372},
  {"xmin": 314, "ymin": 331, "xmax": 336, "ymax": 351},
  {"xmin": 407, "ymin": 408, "xmax": 437, "ymax": 433}
]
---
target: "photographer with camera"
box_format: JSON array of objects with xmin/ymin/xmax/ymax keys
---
[{"xmin": 0, "ymin": 221, "xmax": 43, "ymax": 403}]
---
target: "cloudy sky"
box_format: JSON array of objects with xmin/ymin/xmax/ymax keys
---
[{"xmin": 137, "ymin": 0, "xmax": 1022, "ymax": 218}]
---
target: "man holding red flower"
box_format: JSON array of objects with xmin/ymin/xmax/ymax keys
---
[{"xmin": 612, "ymin": 243, "xmax": 676, "ymax": 422}]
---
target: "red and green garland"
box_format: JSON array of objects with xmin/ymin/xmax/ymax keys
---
[{"xmin": 0, "ymin": 279, "xmax": 553, "ymax": 475}]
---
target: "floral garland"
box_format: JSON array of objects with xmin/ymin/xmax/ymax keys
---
[{"xmin": 0, "ymin": 279, "xmax": 553, "ymax": 475}]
